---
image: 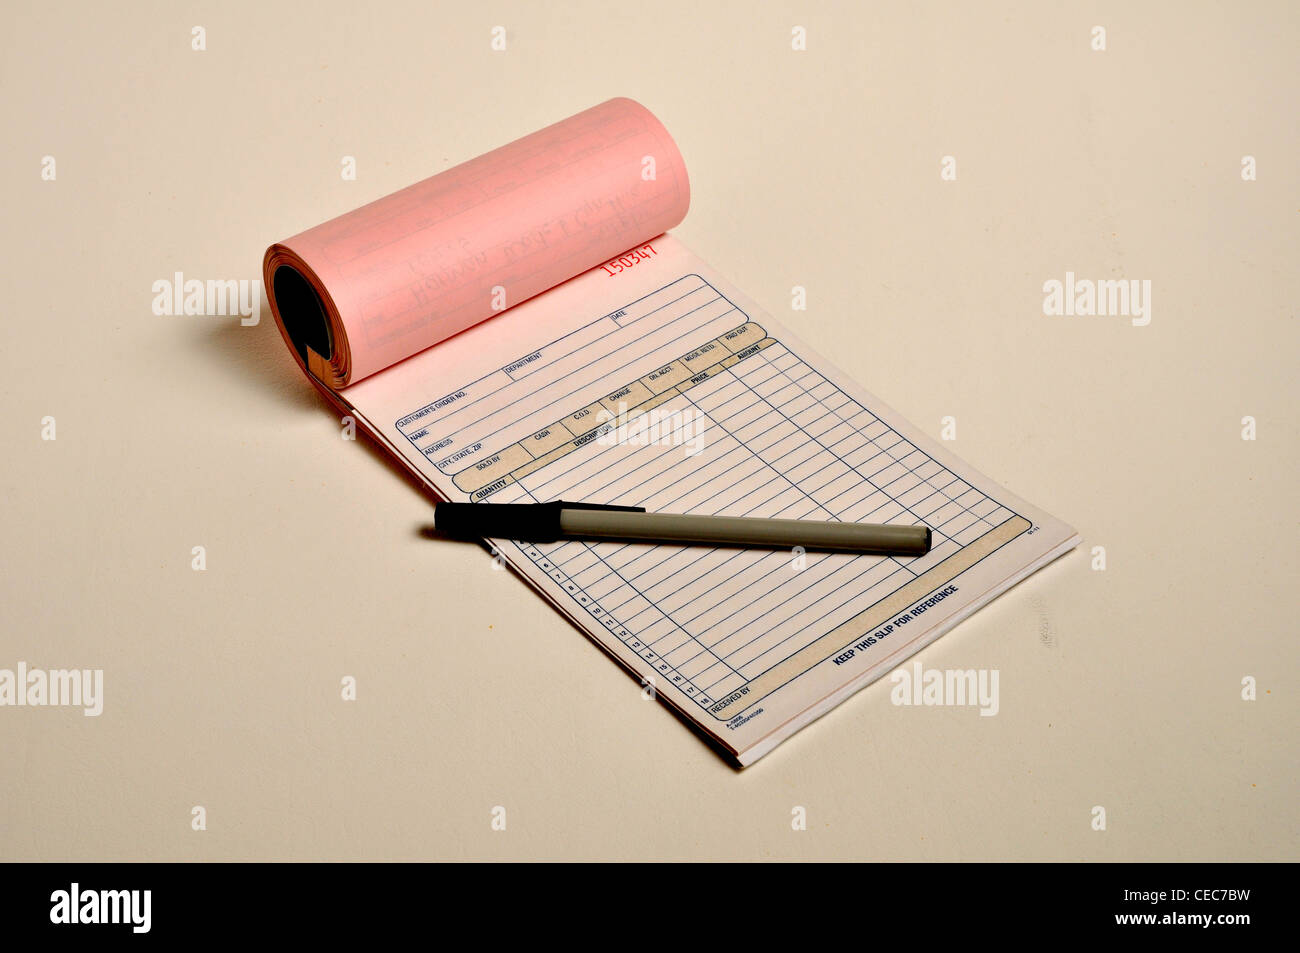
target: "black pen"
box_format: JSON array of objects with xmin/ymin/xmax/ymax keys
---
[{"xmin": 433, "ymin": 501, "xmax": 931, "ymax": 556}]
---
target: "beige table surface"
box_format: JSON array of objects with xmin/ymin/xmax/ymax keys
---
[{"xmin": 2, "ymin": 1, "xmax": 1295, "ymax": 861}]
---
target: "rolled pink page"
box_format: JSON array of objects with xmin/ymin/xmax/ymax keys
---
[{"xmin": 263, "ymin": 97, "xmax": 690, "ymax": 389}]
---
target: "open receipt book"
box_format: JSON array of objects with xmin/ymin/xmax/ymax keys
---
[{"xmin": 263, "ymin": 98, "xmax": 1079, "ymax": 765}]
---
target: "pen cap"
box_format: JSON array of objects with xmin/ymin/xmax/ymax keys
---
[{"xmin": 434, "ymin": 501, "xmax": 645, "ymax": 542}]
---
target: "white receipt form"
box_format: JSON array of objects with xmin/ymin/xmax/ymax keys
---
[{"xmin": 338, "ymin": 236, "xmax": 1079, "ymax": 765}]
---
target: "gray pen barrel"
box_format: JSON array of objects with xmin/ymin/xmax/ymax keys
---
[{"xmin": 559, "ymin": 509, "xmax": 931, "ymax": 555}]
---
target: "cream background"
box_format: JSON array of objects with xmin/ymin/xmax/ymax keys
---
[{"xmin": 1, "ymin": 1, "xmax": 1295, "ymax": 861}]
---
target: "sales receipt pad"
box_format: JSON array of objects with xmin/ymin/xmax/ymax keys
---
[{"xmin": 262, "ymin": 98, "xmax": 1079, "ymax": 765}]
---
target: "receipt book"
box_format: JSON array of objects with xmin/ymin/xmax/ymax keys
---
[{"xmin": 262, "ymin": 98, "xmax": 1079, "ymax": 765}]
